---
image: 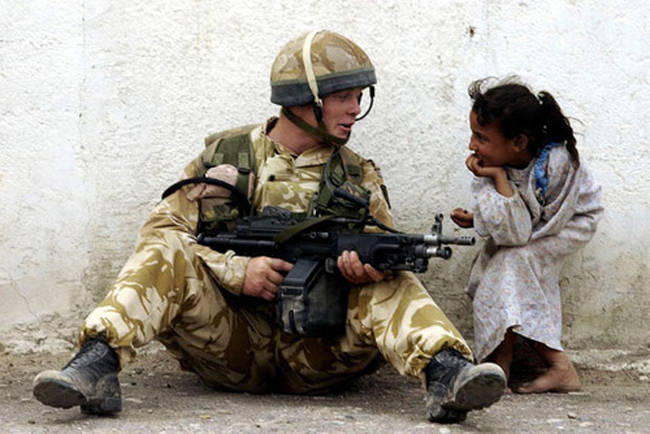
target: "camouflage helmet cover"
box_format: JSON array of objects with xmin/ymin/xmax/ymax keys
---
[{"xmin": 270, "ymin": 30, "xmax": 376, "ymax": 107}]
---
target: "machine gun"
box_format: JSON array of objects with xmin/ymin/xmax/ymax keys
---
[{"xmin": 197, "ymin": 206, "xmax": 475, "ymax": 337}]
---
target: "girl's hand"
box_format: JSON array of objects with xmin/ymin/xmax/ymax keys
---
[
  {"xmin": 450, "ymin": 208, "xmax": 474, "ymax": 228},
  {"xmin": 466, "ymin": 154, "xmax": 506, "ymax": 179},
  {"xmin": 466, "ymin": 154, "xmax": 514, "ymax": 198}
]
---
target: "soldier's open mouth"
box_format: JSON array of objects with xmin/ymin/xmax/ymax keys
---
[{"xmin": 338, "ymin": 123, "xmax": 353, "ymax": 134}]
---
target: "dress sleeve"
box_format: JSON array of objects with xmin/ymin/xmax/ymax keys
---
[
  {"xmin": 470, "ymin": 177, "xmax": 533, "ymax": 246},
  {"xmin": 137, "ymin": 156, "xmax": 250, "ymax": 295}
]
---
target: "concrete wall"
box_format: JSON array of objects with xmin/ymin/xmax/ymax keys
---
[{"xmin": 1, "ymin": 0, "xmax": 649, "ymax": 352}]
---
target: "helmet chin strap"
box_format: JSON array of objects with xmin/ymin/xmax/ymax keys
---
[{"xmin": 281, "ymin": 106, "xmax": 349, "ymax": 146}]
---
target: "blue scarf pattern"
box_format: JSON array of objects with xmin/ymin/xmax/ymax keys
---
[{"xmin": 534, "ymin": 141, "xmax": 563, "ymax": 204}]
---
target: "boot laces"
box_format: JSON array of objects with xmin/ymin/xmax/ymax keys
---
[
  {"xmin": 426, "ymin": 348, "xmax": 473, "ymax": 389},
  {"xmin": 63, "ymin": 338, "xmax": 119, "ymax": 382}
]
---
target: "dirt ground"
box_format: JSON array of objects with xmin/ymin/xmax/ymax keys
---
[{"xmin": 1, "ymin": 350, "xmax": 648, "ymax": 434}]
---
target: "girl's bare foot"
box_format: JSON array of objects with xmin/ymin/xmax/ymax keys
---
[{"xmin": 515, "ymin": 349, "xmax": 581, "ymax": 393}]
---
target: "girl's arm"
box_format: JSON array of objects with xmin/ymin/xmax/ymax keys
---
[{"xmin": 470, "ymin": 177, "xmax": 532, "ymax": 246}]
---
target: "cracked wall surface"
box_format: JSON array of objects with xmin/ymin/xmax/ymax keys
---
[{"xmin": 1, "ymin": 0, "xmax": 649, "ymax": 353}]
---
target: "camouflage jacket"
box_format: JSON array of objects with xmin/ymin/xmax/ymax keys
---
[{"xmin": 138, "ymin": 118, "xmax": 394, "ymax": 296}]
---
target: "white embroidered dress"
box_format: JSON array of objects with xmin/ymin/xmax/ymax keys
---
[{"xmin": 466, "ymin": 146, "xmax": 603, "ymax": 362}]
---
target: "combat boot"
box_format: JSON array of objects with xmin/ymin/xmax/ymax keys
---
[
  {"xmin": 425, "ymin": 348, "xmax": 506, "ymax": 423},
  {"xmin": 33, "ymin": 338, "xmax": 121, "ymax": 414}
]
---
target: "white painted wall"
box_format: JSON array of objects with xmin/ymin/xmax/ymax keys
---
[{"xmin": 1, "ymin": 0, "xmax": 649, "ymax": 350}]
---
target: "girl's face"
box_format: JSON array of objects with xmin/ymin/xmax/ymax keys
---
[{"xmin": 468, "ymin": 110, "xmax": 521, "ymax": 168}]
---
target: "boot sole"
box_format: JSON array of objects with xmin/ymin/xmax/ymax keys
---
[
  {"xmin": 443, "ymin": 364, "xmax": 506, "ymax": 412},
  {"xmin": 33, "ymin": 378, "xmax": 87, "ymax": 409},
  {"xmin": 33, "ymin": 377, "xmax": 122, "ymax": 414}
]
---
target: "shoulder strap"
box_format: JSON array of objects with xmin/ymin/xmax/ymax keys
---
[
  {"xmin": 201, "ymin": 125, "xmax": 258, "ymax": 209},
  {"xmin": 310, "ymin": 147, "xmax": 370, "ymax": 220},
  {"xmin": 338, "ymin": 147, "xmax": 363, "ymax": 185}
]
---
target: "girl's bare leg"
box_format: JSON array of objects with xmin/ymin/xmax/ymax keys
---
[
  {"xmin": 487, "ymin": 329, "xmax": 516, "ymax": 392},
  {"xmin": 516, "ymin": 343, "xmax": 581, "ymax": 393}
]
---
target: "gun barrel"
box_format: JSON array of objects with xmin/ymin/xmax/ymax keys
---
[
  {"xmin": 425, "ymin": 246, "xmax": 452, "ymax": 259},
  {"xmin": 199, "ymin": 235, "xmax": 277, "ymax": 251},
  {"xmin": 444, "ymin": 235, "xmax": 476, "ymax": 246},
  {"xmin": 423, "ymin": 234, "xmax": 476, "ymax": 246}
]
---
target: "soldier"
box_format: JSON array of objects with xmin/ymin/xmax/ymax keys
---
[{"xmin": 33, "ymin": 30, "xmax": 506, "ymax": 423}]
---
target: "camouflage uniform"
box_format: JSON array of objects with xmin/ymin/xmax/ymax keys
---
[{"xmin": 80, "ymin": 120, "xmax": 472, "ymax": 394}]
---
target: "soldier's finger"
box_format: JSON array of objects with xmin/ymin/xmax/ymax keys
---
[
  {"xmin": 337, "ymin": 251, "xmax": 351, "ymax": 273},
  {"xmin": 259, "ymin": 288, "xmax": 276, "ymax": 301},
  {"xmin": 264, "ymin": 282, "xmax": 278, "ymax": 295},
  {"xmin": 270, "ymin": 258, "xmax": 294, "ymax": 272},
  {"xmin": 363, "ymin": 264, "xmax": 384, "ymax": 282},
  {"xmin": 266, "ymin": 269, "xmax": 285, "ymax": 286},
  {"xmin": 348, "ymin": 251, "xmax": 365, "ymax": 276}
]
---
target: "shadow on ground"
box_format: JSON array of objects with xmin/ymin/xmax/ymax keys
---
[{"xmin": 1, "ymin": 350, "xmax": 648, "ymax": 433}]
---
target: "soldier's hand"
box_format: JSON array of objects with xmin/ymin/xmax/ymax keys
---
[
  {"xmin": 450, "ymin": 208, "xmax": 474, "ymax": 228},
  {"xmin": 242, "ymin": 257, "xmax": 293, "ymax": 301},
  {"xmin": 337, "ymin": 250, "xmax": 386, "ymax": 284}
]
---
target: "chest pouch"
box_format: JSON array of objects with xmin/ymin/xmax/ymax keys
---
[{"xmin": 310, "ymin": 148, "xmax": 371, "ymax": 222}]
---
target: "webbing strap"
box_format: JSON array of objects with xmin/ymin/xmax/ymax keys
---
[
  {"xmin": 161, "ymin": 177, "xmax": 251, "ymax": 215},
  {"xmin": 274, "ymin": 215, "xmax": 336, "ymax": 244}
]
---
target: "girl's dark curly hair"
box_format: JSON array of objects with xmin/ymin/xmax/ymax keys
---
[{"xmin": 469, "ymin": 78, "xmax": 579, "ymax": 167}]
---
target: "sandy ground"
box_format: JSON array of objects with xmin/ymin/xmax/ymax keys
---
[{"xmin": 1, "ymin": 349, "xmax": 649, "ymax": 434}]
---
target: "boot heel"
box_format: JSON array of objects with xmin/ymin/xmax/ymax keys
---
[{"xmin": 81, "ymin": 396, "xmax": 122, "ymax": 415}]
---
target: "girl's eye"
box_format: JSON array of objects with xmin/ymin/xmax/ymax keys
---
[{"xmin": 474, "ymin": 133, "xmax": 486, "ymax": 142}]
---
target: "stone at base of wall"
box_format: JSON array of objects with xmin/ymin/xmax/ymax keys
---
[{"xmin": 570, "ymin": 349, "xmax": 650, "ymax": 375}]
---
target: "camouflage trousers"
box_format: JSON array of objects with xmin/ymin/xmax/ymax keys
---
[{"xmin": 80, "ymin": 231, "xmax": 472, "ymax": 394}]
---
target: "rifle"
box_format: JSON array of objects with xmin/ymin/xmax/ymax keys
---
[{"xmin": 197, "ymin": 206, "xmax": 475, "ymax": 337}]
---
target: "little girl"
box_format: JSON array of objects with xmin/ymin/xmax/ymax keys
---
[{"xmin": 451, "ymin": 78, "xmax": 603, "ymax": 393}]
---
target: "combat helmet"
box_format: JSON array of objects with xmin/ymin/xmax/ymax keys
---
[{"xmin": 270, "ymin": 30, "xmax": 376, "ymax": 145}]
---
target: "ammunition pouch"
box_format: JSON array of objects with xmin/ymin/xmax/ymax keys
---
[{"xmin": 276, "ymin": 259, "xmax": 349, "ymax": 337}]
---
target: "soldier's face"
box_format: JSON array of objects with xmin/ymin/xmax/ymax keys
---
[{"xmin": 321, "ymin": 87, "xmax": 363, "ymax": 139}]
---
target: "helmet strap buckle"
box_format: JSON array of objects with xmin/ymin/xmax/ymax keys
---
[{"xmin": 313, "ymin": 103, "xmax": 324, "ymax": 123}]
